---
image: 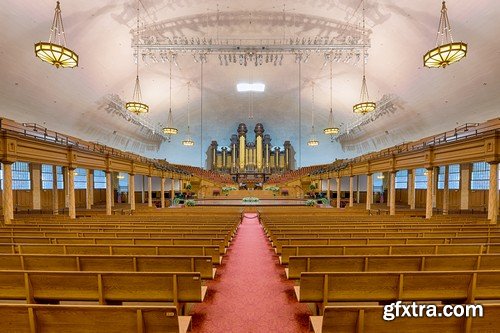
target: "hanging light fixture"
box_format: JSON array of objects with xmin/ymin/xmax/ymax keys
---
[
  {"xmin": 126, "ymin": 1, "xmax": 149, "ymax": 115},
  {"xmin": 182, "ymin": 82, "xmax": 195, "ymax": 147},
  {"xmin": 423, "ymin": 1, "xmax": 467, "ymax": 68},
  {"xmin": 353, "ymin": 0, "xmax": 376, "ymax": 115},
  {"xmin": 163, "ymin": 55, "xmax": 178, "ymax": 138},
  {"xmin": 34, "ymin": 1, "xmax": 78, "ymax": 68},
  {"xmin": 324, "ymin": 61, "xmax": 340, "ymax": 138},
  {"xmin": 308, "ymin": 82, "xmax": 319, "ymax": 147}
]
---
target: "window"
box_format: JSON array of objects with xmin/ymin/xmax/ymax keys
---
[
  {"xmin": 74, "ymin": 168, "xmax": 87, "ymax": 190},
  {"xmin": 41, "ymin": 165, "xmax": 63, "ymax": 189},
  {"xmin": 373, "ymin": 173, "xmax": 384, "ymax": 193},
  {"xmin": 12, "ymin": 162, "xmax": 31, "ymax": 190},
  {"xmin": 414, "ymin": 168, "xmax": 428, "ymax": 189},
  {"xmin": 437, "ymin": 164, "xmax": 460, "ymax": 190},
  {"xmin": 94, "ymin": 170, "xmax": 107, "ymax": 189},
  {"xmin": 394, "ymin": 170, "xmax": 408, "ymax": 189},
  {"xmin": 0, "ymin": 164, "xmax": 3, "ymax": 190},
  {"xmin": 118, "ymin": 173, "xmax": 128, "ymax": 193},
  {"xmin": 471, "ymin": 162, "xmax": 489, "ymax": 190}
]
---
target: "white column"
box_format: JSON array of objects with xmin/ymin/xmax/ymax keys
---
[
  {"xmin": 86, "ymin": 169, "xmax": 94, "ymax": 210},
  {"xmin": 460, "ymin": 163, "xmax": 471, "ymax": 210},
  {"xmin": 31, "ymin": 163, "xmax": 41, "ymax": 211},
  {"xmin": 129, "ymin": 173, "xmax": 135, "ymax": 211},
  {"xmin": 408, "ymin": 169, "xmax": 415, "ymax": 210},
  {"xmin": 161, "ymin": 177, "xmax": 165, "ymax": 208},
  {"xmin": 2, "ymin": 162, "xmax": 14, "ymax": 224},
  {"xmin": 426, "ymin": 168, "xmax": 433, "ymax": 219},
  {"xmin": 443, "ymin": 165, "xmax": 449, "ymax": 215},
  {"xmin": 326, "ymin": 179, "xmax": 331, "ymax": 201},
  {"xmin": 63, "ymin": 166, "xmax": 69, "ymax": 208},
  {"xmin": 336, "ymin": 177, "xmax": 341, "ymax": 208},
  {"xmin": 349, "ymin": 176, "xmax": 354, "ymax": 207},
  {"xmin": 52, "ymin": 165, "xmax": 59, "ymax": 215},
  {"xmin": 356, "ymin": 175, "xmax": 360, "ymax": 204},
  {"xmin": 488, "ymin": 162, "xmax": 498, "ymax": 224},
  {"xmin": 68, "ymin": 168, "xmax": 76, "ymax": 219},
  {"xmin": 366, "ymin": 174, "xmax": 373, "ymax": 210},
  {"xmin": 390, "ymin": 171, "xmax": 396, "ymax": 216},
  {"xmin": 105, "ymin": 171, "xmax": 112, "ymax": 215},
  {"xmin": 147, "ymin": 176, "xmax": 152, "ymax": 207},
  {"xmin": 141, "ymin": 175, "xmax": 145, "ymax": 204},
  {"xmin": 170, "ymin": 178, "xmax": 175, "ymax": 202}
]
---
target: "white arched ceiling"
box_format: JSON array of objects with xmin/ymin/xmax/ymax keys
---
[{"xmin": 0, "ymin": 0, "xmax": 498, "ymax": 167}]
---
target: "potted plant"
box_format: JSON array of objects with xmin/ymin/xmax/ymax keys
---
[{"xmin": 309, "ymin": 183, "xmax": 317, "ymax": 198}]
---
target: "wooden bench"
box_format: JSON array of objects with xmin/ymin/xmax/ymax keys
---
[
  {"xmin": 0, "ymin": 304, "xmax": 191, "ymax": 333},
  {"xmin": 310, "ymin": 304, "xmax": 500, "ymax": 333},
  {"xmin": 0, "ymin": 253, "xmax": 216, "ymax": 279},
  {"xmin": 280, "ymin": 243, "xmax": 500, "ymax": 265},
  {"xmin": 296, "ymin": 270, "xmax": 500, "ymax": 313},
  {"xmin": 0, "ymin": 243, "xmax": 223, "ymax": 264},
  {"xmin": 287, "ymin": 253, "xmax": 500, "ymax": 279},
  {"xmin": 0, "ymin": 270, "xmax": 207, "ymax": 311}
]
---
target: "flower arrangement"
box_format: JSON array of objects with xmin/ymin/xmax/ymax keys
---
[
  {"xmin": 305, "ymin": 199, "xmax": 317, "ymax": 206},
  {"xmin": 222, "ymin": 186, "xmax": 237, "ymax": 196},
  {"xmin": 185, "ymin": 199, "xmax": 196, "ymax": 206},
  {"xmin": 320, "ymin": 198, "xmax": 329, "ymax": 205},
  {"xmin": 309, "ymin": 183, "xmax": 317, "ymax": 190},
  {"xmin": 264, "ymin": 186, "xmax": 280, "ymax": 192},
  {"xmin": 242, "ymin": 197, "xmax": 260, "ymax": 203},
  {"xmin": 185, "ymin": 183, "xmax": 192, "ymax": 190}
]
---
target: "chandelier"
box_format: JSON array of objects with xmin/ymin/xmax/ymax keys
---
[
  {"xmin": 163, "ymin": 56, "xmax": 178, "ymax": 138},
  {"xmin": 307, "ymin": 82, "xmax": 319, "ymax": 147},
  {"xmin": 353, "ymin": 0, "xmax": 376, "ymax": 115},
  {"xmin": 182, "ymin": 82, "xmax": 195, "ymax": 147},
  {"xmin": 34, "ymin": 1, "xmax": 78, "ymax": 68},
  {"xmin": 423, "ymin": 1, "xmax": 467, "ymax": 68},
  {"xmin": 324, "ymin": 61, "xmax": 340, "ymax": 138},
  {"xmin": 126, "ymin": 1, "xmax": 149, "ymax": 115}
]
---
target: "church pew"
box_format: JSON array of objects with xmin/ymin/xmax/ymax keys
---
[
  {"xmin": 0, "ymin": 253, "xmax": 215, "ymax": 279},
  {"xmin": 310, "ymin": 304, "xmax": 499, "ymax": 333},
  {"xmin": 274, "ymin": 236, "xmax": 500, "ymax": 254},
  {"xmin": 296, "ymin": 271, "xmax": 500, "ymax": 306},
  {"xmin": 0, "ymin": 243, "xmax": 223, "ymax": 264},
  {"xmin": 0, "ymin": 270, "xmax": 206, "ymax": 308},
  {"xmin": 0, "ymin": 304, "xmax": 191, "ymax": 333},
  {"xmin": 280, "ymin": 244, "xmax": 498, "ymax": 265},
  {"xmin": 287, "ymin": 254, "xmax": 500, "ymax": 279}
]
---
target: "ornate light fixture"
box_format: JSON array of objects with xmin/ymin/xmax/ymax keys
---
[
  {"xmin": 163, "ymin": 56, "xmax": 178, "ymax": 138},
  {"xmin": 182, "ymin": 82, "xmax": 195, "ymax": 147},
  {"xmin": 423, "ymin": 1, "xmax": 467, "ymax": 68},
  {"xmin": 308, "ymin": 82, "xmax": 319, "ymax": 147},
  {"xmin": 34, "ymin": 1, "xmax": 78, "ymax": 68},
  {"xmin": 353, "ymin": 0, "xmax": 376, "ymax": 115},
  {"xmin": 324, "ymin": 61, "xmax": 340, "ymax": 138},
  {"xmin": 126, "ymin": 1, "xmax": 149, "ymax": 115}
]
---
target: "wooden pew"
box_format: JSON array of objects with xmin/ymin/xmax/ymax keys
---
[
  {"xmin": 296, "ymin": 271, "xmax": 500, "ymax": 309},
  {"xmin": 310, "ymin": 304, "xmax": 499, "ymax": 333},
  {"xmin": 0, "ymin": 253, "xmax": 216, "ymax": 279},
  {"xmin": 0, "ymin": 270, "xmax": 207, "ymax": 310},
  {"xmin": 0, "ymin": 304, "xmax": 191, "ymax": 333},
  {"xmin": 0, "ymin": 243, "xmax": 223, "ymax": 264},
  {"xmin": 287, "ymin": 254, "xmax": 500, "ymax": 279},
  {"xmin": 273, "ymin": 236, "xmax": 500, "ymax": 254},
  {"xmin": 280, "ymin": 243, "xmax": 498, "ymax": 265}
]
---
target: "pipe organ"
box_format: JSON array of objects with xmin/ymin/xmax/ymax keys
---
[{"xmin": 206, "ymin": 123, "xmax": 295, "ymax": 174}]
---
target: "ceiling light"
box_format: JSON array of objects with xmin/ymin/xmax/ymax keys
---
[
  {"xmin": 423, "ymin": 1, "xmax": 467, "ymax": 68},
  {"xmin": 182, "ymin": 82, "xmax": 195, "ymax": 147},
  {"xmin": 353, "ymin": 0, "xmax": 376, "ymax": 115},
  {"xmin": 163, "ymin": 57, "xmax": 178, "ymax": 138},
  {"xmin": 237, "ymin": 83, "xmax": 265, "ymax": 92},
  {"xmin": 126, "ymin": 1, "xmax": 149, "ymax": 115},
  {"xmin": 35, "ymin": 1, "xmax": 78, "ymax": 68},
  {"xmin": 308, "ymin": 82, "xmax": 319, "ymax": 147},
  {"xmin": 324, "ymin": 62, "xmax": 340, "ymax": 137}
]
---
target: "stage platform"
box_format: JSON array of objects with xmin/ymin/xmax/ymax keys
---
[{"xmin": 195, "ymin": 199, "xmax": 308, "ymax": 206}]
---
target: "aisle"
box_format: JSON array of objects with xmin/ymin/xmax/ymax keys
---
[{"xmin": 190, "ymin": 214, "xmax": 311, "ymax": 333}]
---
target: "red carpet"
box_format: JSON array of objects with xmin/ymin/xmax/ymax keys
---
[{"xmin": 190, "ymin": 214, "xmax": 311, "ymax": 333}]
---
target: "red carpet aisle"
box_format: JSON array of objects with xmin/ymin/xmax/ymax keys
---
[{"xmin": 190, "ymin": 214, "xmax": 311, "ymax": 333}]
